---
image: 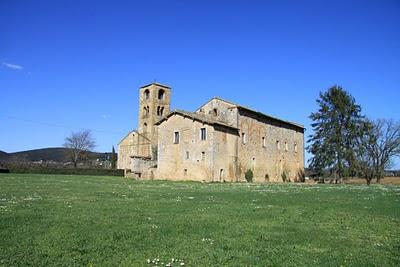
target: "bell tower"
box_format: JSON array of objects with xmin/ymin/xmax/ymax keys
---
[{"xmin": 137, "ymin": 83, "xmax": 171, "ymax": 157}]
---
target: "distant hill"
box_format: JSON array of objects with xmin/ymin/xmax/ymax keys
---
[{"xmin": 0, "ymin": 147, "xmax": 111, "ymax": 163}]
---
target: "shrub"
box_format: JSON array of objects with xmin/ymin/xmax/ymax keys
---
[
  {"xmin": 296, "ymin": 169, "xmax": 306, "ymax": 183},
  {"xmin": 4, "ymin": 163, "xmax": 124, "ymax": 176},
  {"xmin": 282, "ymin": 170, "xmax": 290, "ymax": 183},
  {"xmin": 0, "ymin": 168, "xmax": 10, "ymax": 173},
  {"xmin": 245, "ymin": 169, "xmax": 253, "ymax": 183}
]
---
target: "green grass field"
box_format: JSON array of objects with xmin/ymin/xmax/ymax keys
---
[{"xmin": 1, "ymin": 174, "xmax": 399, "ymax": 266}]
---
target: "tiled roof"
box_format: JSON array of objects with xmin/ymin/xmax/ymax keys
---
[
  {"xmin": 200, "ymin": 97, "xmax": 305, "ymax": 130},
  {"xmin": 155, "ymin": 109, "xmax": 238, "ymax": 130},
  {"xmin": 140, "ymin": 82, "xmax": 171, "ymax": 89}
]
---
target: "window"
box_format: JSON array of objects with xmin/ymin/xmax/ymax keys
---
[
  {"xmin": 242, "ymin": 133, "xmax": 247, "ymax": 144},
  {"xmin": 294, "ymin": 142, "xmax": 298, "ymax": 153},
  {"xmin": 158, "ymin": 89, "xmax": 165, "ymax": 100},
  {"xmin": 186, "ymin": 151, "xmax": 190, "ymax": 160},
  {"xmin": 174, "ymin": 131, "xmax": 180, "ymax": 144},
  {"xmin": 144, "ymin": 89, "xmax": 150, "ymax": 100},
  {"xmin": 143, "ymin": 123, "xmax": 148, "ymax": 133},
  {"xmin": 200, "ymin": 128, "xmax": 207, "ymax": 140},
  {"xmin": 262, "ymin": 137, "xmax": 266, "ymax": 147},
  {"xmin": 143, "ymin": 106, "xmax": 150, "ymax": 117},
  {"xmin": 184, "ymin": 169, "xmax": 188, "ymax": 176},
  {"xmin": 213, "ymin": 108, "xmax": 218, "ymax": 116},
  {"xmin": 157, "ymin": 106, "xmax": 165, "ymax": 116},
  {"xmin": 285, "ymin": 141, "xmax": 288, "ymax": 151},
  {"xmin": 201, "ymin": 151, "xmax": 205, "ymax": 161},
  {"xmin": 219, "ymin": 169, "xmax": 224, "ymax": 181},
  {"xmin": 276, "ymin": 140, "xmax": 280, "ymax": 150}
]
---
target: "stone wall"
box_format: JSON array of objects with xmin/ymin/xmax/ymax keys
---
[
  {"xmin": 126, "ymin": 156, "xmax": 157, "ymax": 179},
  {"xmin": 237, "ymin": 109, "xmax": 304, "ymax": 182},
  {"xmin": 196, "ymin": 98, "xmax": 238, "ymax": 128},
  {"xmin": 138, "ymin": 83, "xmax": 171, "ymax": 157},
  {"xmin": 117, "ymin": 131, "xmax": 138, "ymax": 170},
  {"xmin": 157, "ymin": 114, "xmax": 216, "ymax": 181},
  {"xmin": 156, "ymin": 101, "xmax": 304, "ymax": 183},
  {"xmin": 212, "ymin": 125, "xmax": 240, "ymax": 182}
]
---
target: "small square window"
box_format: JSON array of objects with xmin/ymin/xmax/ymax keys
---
[{"xmin": 174, "ymin": 131, "xmax": 180, "ymax": 144}]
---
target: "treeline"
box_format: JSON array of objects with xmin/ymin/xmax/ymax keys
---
[
  {"xmin": 308, "ymin": 86, "xmax": 400, "ymax": 185},
  {"xmin": 1, "ymin": 162, "xmax": 124, "ymax": 176}
]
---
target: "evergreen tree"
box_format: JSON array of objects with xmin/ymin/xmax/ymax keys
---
[
  {"xmin": 111, "ymin": 146, "xmax": 116, "ymax": 169},
  {"xmin": 308, "ymin": 86, "xmax": 365, "ymax": 182}
]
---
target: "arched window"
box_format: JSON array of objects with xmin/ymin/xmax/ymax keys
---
[
  {"xmin": 143, "ymin": 106, "xmax": 150, "ymax": 117},
  {"xmin": 143, "ymin": 122, "xmax": 148, "ymax": 132},
  {"xmin": 157, "ymin": 106, "xmax": 165, "ymax": 116},
  {"xmin": 144, "ymin": 89, "xmax": 150, "ymax": 100},
  {"xmin": 158, "ymin": 89, "xmax": 165, "ymax": 100},
  {"xmin": 219, "ymin": 169, "xmax": 224, "ymax": 181}
]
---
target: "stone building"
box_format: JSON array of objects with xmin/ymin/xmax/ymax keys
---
[{"xmin": 118, "ymin": 82, "xmax": 305, "ymax": 182}]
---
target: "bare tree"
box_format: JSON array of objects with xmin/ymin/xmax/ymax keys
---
[
  {"xmin": 357, "ymin": 119, "xmax": 400, "ymax": 185},
  {"xmin": 63, "ymin": 129, "xmax": 96, "ymax": 168}
]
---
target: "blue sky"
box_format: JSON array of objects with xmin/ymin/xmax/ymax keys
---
[{"xmin": 1, "ymin": 0, "xmax": 399, "ymax": 167}]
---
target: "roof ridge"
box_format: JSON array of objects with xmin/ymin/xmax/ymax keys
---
[
  {"xmin": 202, "ymin": 97, "xmax": 304, "ymax": 129},
  {"xmin": 155, "ymin": 109, "xmax": 238, "ymax": 130},
  {"xmin": 140, "ymin": 82, "xmax": 171, "ymax": 89}
]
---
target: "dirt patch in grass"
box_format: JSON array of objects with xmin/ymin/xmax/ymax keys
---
[{"xmin": 344, "ymin": 177, "xmax": 400, "ymax": 185}]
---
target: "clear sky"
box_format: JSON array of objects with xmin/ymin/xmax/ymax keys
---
[{"xmin": 1, "ymin": 0, "xmax": 399, "ymax": 167}]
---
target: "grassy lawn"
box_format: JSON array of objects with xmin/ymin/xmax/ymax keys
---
[{"xmin": 0, "ymin": 174, "xmax": 399, "ymax": 266}]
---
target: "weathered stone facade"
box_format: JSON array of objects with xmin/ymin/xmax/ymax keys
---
[
  {"xmin": 118, "ymin": 83, "xmax": 305, "ymax": 182},
  {"xmin": 118, "ymin": 83, "xmax": 170, "ymax": 178}
]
